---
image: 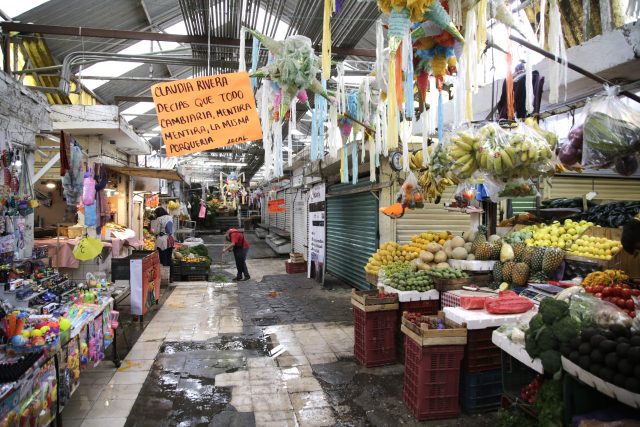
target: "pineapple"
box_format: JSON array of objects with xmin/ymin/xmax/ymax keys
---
[
  {"xmin": 523, "ymin": 246, "xmax": 536, "ymax": 264},
  {"xmin": 493, "ymin": 262, "xmax": 504, "ymax": 283},
  {"xmin": 471, "ymin": 225, "xmax": 488, "ymax": 254},
  {"xmin": 476, "ymin": 242, "xmax": 493, "ymax": 261},
  {"xmin": 530, "ymin": 247, "xmax": 546, "ymax": 272},
  {"xmin": 512, "ymin": 263, "xmax": 530, "ymax": 286},
  {"xmin": 502, "ymin": 261, "xmax": 516, "ymax": 283},
  {"xmin": 513, "ymin": 243, "xmax": 526, "ymax": 262},
  {"xmin": 542, "ymin": 247, "xmax": 565, "ymax": 275},
  {"xmin": 490, "ymin": 241, "xmax": 502, "ymax": 260},
  {"xmin": 529, "ymin": 271, "xmax": 549, "ymax": 283}
]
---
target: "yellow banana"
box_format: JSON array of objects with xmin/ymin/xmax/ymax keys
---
[
  {"xmin": 454, "ymin": 153, "xmax": 473, "ymax": 166},
  {"xmin": 521, "ymin": 151, "xmax": 529, "ymax": 163},
  {"xmin": 494, "ymin": 155, "xmax": 503, "ymax": 175},
  {"xmin": 453, "ymin": 138, "xmax": 474, "ymax": 152},
  {"xmin": 459, "ymin": 159, "xmax": 476, "ymax": 175},
  {"xmin": 528, "ymin": 145, "xmax": 539, "ymax": 162}
]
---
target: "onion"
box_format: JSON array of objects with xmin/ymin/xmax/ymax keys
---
[
  {"xmin": 614, "ymin": 155, "xmax": 639, "ymax": 176},
  {"xmin": 568, "ymin": 125, "xmax": 584, "ymax": 149},
  {"xmin": 558, "ymin": 144, "xmax": 581, "ymax": 166}
]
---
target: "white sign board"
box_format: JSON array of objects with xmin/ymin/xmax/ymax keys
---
[{"xmin": 307, "ymin": 183, "xmax": 325, "ymax": 283}]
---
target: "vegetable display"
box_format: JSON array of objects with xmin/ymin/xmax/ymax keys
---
[
  {"xmin": 583, "ymin": 283, "xmax": 638, "ymax": 318},
  {"xmin": 534, "ymin": 379, "xmax": 563, "ymax": 427},
  {"xmin": 382, "ymin": 269, "xmax": 435, "ymax": 292},
  {"xmin": 579, "ymin": 201, "xmax": 640, "ymax": 228},
  {"xmin": 520, "ymin": 375, "xmax": 544, "ymax": 404},
  {"xmin": 563, "ymin": 323, "xmax": 640, "ymax": 393}
]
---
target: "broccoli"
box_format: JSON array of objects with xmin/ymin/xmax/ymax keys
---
[
  {"xmin": 536, "ymin": 325, "xmax": 559, "ymax": 351},
  {"xmin": 551, "ymin": 315, "xmax": 580, "ymax": 343},
  {"xmin": 540, "ymin": 349, "xmax": 562, "ymax": 374},
  {"xmin": 529, "ymin": 313, "xmax": 544, "ymax": 332},
  {"xmin": 525, "ymin": 329, "xmax": 540, "ymax": 358},
  {"xmin": 539, "ymin": 298, "xmax": 569, "ymax": 325}
]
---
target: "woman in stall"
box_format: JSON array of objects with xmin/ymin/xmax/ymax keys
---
[{"xmin": 152, "ymin": 207, "xmax": 175, "ymax": 268}]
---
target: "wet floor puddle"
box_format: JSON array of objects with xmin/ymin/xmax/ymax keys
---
[{"xmin": 125, "ymin": 334, "xmax": 272, "ymax": 427}]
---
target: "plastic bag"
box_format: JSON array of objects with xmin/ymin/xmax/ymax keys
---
[
  {"xmin": 558, "ymin": 125, "xmax": 584, "ymax": 167},
  {"xmin": 498, "ymin": 178, "xmax": 538, "ymax": 198},
  {"xmin": 581, "ymin": 86, "xmax": 640, "ymax": 172},
  {"xmin": 569, "ymin": 293, "xmax": 633, "ymax": 328},
  {"xmin": 511, "ymin": 123, "xmax": 555, "ymax": 178},
  {"xmin": 395, "ymin": 172, "xmax": 424, "ymax": 210},
  {"xmin": 445, "ymin": 125, "xmax": 480, "ymax": 180},
  {"xmin": 485, "ymin": 290, "xmax": 535, "ymax": 314},
  {"xmin": 72, "ymin": 236, "xmax": 104, "ymax": 261},
  {"xmin": 82, "ymin": 169, "xmax": 96, "ymax": 206},
  {"xmin": 84, "ymin": 202, "xmax": 97, "ymax": 227}
]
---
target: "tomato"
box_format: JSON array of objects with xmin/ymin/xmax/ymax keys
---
[
  {"xmin": 603, "ymin": 287, "xmax": 612, "ymax": 297},
  {"xmin": 622, "ymin": 284, "xmax": 631, "ymax": 289},
  {"xmin": 595, "ymin": 286, "xmax": 604, "ymax": 293},
  {"xmin": 585, "ymin": 286, "xmax": 593, "ymax": 293},
  {"xmin": 611, "ymin": 287, "xmax": 621, "ymax": 297},
  {"xmin": 621, "ymin": 289, "xmax": 632, "ymax": 299},
  {"xmin": 631, "ymin": 311, "xmax": 636, "ymax": 318},
  {"xmin": 631, "ymin": 289, "xmax": 640, "ymax": 296},
  {"xmin": 595, "ymin": 293, "xmax": 603, "ymax": 298},
  {"xmin": 626, "ymin": 299, "xmax": 636, "ymax": 310}
]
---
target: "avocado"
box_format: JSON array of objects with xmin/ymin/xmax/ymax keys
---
[
  {"xmin": 601, "ymin": 330, "xmax": 615, "ymax": 340},
  {"xmin": 630, "ymin": 335, "xmax": 640, "ymax": 347},
  {"xmin": 589, "ymin": 363, "xmax": 603, "ymax": 377},
  {"xmin": 635, "ymin": 364, "xmax": 640, "ymax": 380},
  {"xmin": 569, "ymin": 351, "xmax": 580, "ymax": 363},
  {"xmin": 624, "ymin": 378, "xmax": 640, "ymax": 393},
  {"xmin": 569, "ymin": 337, "xmax": 581, "ymax": 350},
  {"xmin": 629, "ymin": 346, "xmax": 640, "ymax": 363},
  {"xmin": 605, "ymin": 352, "xmax": 618, "ymax": 369},
  {"xmin": 616, "ymin": 342, "xmax": 630, "ymax": 358},
  {"xmin": 610, "ymin": 324, "xmax": 630, "ymax": 338},
  {"xmin": 560, "ymin": 343, "xmax": 572, "ymax": 357},
  {"xmin": 590, "ymin": 349, "xmax": 604, "ymax": 363},
  {"xmin": 579, "ymin": 342, "xmax": 591, "ymax": 355},
  {"xmin": 614, "ymin": 373, "xmax": 626, "ymax": 388},
  {"xmin": 616, "ymin": 337, "xmax": 630, "ymax": 345},
  {"xmin": 599, "ymin": 339, "xmax": 617, "ymax": 353},
  {"xmin": 578, "ymin": 355, "xmax": 590, "ymax": 370},
  {"xmin": 590, "ymin": 334, "xmax": 606, "ymax": 348},
  {"xmin": 581, "ymin": 328, "xmax": 598, "ymax": 342},
  {"xmin": 600, "ymin": 367, "xmax": 614, "ymax": 383},
  {"xmin": 618, "ymin": 359, "xmax": 633, "ymax": 375}
]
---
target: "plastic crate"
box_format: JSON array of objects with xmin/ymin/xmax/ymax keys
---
[
  {"xmin": 563, "ymin": 373, "xmax": 617, "ymax": 427},
  {"xmin": 460, "ymin": 369, "xmax": 503, "ymax": 413},
  {"xmin": 285, "ymin": 261, "xmax": 307, "ymax": 274},
  {"xmin": 353, "ymin": 305, "xmax": 397, "ymax": 367},
  {"xmin": 399, "ymin": 299, "xmax": 439, "ymax": 316},
  {"xmin": 402, "ymin": 336, "xmax": 464, "ymax": 420},
  {"xmin": 463, "ymin": 327, "xmax": 501, "ymax": 373},
  {"xmin": 180, "ymin": 262, "xmax": 210, "ymax": 275},
  {"xmin": 501, "ymin": 351, "xmax": 537, "ymax": 399}
]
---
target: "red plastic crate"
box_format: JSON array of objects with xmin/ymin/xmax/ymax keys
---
[
  {"xmin": 402, "ymin": 336, "xmax": 464, "ymax": 420},
  {"xmin": 462, "ymin": 327, "xmax": 501, "ymax": 373},
  {"xmin": 285, "ymin": 261, "xmax": 307, "ymax": 274},
  {"xmin": 399, "ymin": 300, "xmax": 439, "ymax": 316},
  {"xmin": 353, "ymin": 306, "xmax": 397, "ymax": 367}
]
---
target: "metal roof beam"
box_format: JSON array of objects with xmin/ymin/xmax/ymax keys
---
[{"xmin": 1, "ymin": 22, "xmax": 376, "ymax": 58}]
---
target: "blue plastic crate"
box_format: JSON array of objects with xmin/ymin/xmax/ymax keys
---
[{"xmin": 460, "ymin": 369, "xmax": 502, "ymax": 414}]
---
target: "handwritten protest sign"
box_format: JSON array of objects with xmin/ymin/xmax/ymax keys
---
[
  {"xmin": 151, "ymin": 72, "xmax": 263, "ymax": 157},
  {"xmin": 268, "ymin": 199, "xmax": 286, "ymax": 214}
]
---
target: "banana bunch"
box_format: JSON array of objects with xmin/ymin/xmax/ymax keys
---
[
  {"xmin": 475, "ymin": 145, "xmax": 518, "ymax": 177},
  {"xmin": 418, "ymin": 170, "xmax": 455, "ymax": 203},
  {"xmin": 555, "ymin": 162, "xmax": 584, "ymax": 174},
  {"xmin": 447, "ymin": 131, "xmax": 480, "ymax": 179},
  {"xmin": 525, "ymin": 117, "xmax": 558, "ymax": 150},
  {"xmin": 408, "ymin": 147, "xmax": 433, "ymax": 171}
]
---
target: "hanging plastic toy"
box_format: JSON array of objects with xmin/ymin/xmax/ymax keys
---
[{"xmin": 220, "ymin": 171, "xmax": 246, "ymax": 209}]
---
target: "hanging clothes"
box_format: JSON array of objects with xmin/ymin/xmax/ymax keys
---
[{"xmin": 497, "ymin": 69, "xmax": 544, "ymax": 119}]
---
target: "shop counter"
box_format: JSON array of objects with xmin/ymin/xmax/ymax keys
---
[
  {"xmin": 443, "ymin": 306, "xmax": 537, "ymax": 329},
  {"xmin": 491, "ymin": 330, "xmax": 544, "ymax": 374}
]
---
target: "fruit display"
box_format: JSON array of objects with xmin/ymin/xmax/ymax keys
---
[
  {"xmin": 491, "ymin": 244, "xmax": 565, "ymax": 288},
  {"xmin": 366, "ymin": 231, "xmax": 454, "ymax": 275},
  {"xmin": 445, "ymin": 122, "xmax": 555, "ymax": 182},
  {"xmin": 582, "ymin": 270, "xmax": 630, "ymax": 286},
  {"xmin": 517, "ymin": 219, "xmax": 593, "ymax": 249},
  {"xmin": 382, "ymin": 269, "xmax": 435, "ymax": 292},
  {"xmin": 425, "ymin": 266, "xmax": 468, "ymax": 281},
  {"xmin": 143, "ymin": 229, "xmax": 155, "ymax": 251},
  {"xmin": 568, "ymin": 235, "xmax": 622, "ymax": 260},
  {"xmin": 498, "ymin": 180, "xmax": 537, "ymax": 198},
  {"xmin": 174, "ymin": 245, "xmax": 211, "ymax": 266},
  {"xmin": 498, "ymin": 213, "xmax": 537, "ymax": 228},
  {"xmin": 582, "ymin": 284, "xmax": 639, "ymax": 318},
  {"xmin": 562, "ymin": 324, "xmax": 640, "ymax": 393},
  {"xmin": 181, "ymin": 256, "xmax": 210, "ymax": 264},
  {"xmin": 404, "ymin": 312, "xmax": 445, "ymax": 329}
]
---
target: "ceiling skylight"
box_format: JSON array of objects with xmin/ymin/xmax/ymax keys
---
[
  {"xmin": 121, "ymin": 102, "xmax": 157, "ymax": 120},
  {"xmin": 2, "ymin": 0, "xmax": 50, "ymax": 18}
]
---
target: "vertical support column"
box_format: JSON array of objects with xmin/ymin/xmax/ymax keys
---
[{"xmin": 2, "ymin": 34, "xmax": 10, "ymax": 74}]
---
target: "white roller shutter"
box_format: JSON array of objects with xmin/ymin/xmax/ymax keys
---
[
  {"xmin": 272, "ymin": 189, "xmax": 287, "ymax": 230},
  {"xmin": 292, "ymin": 189, "xmax": 309, "ymax": 257},
  {"xmin": 546, "ymin": 176, "xmax": 640, "ymax": 201},
  {"xmin": 285, "ymin": 189, "xmax": 294, "ymax": 233},
  {"xmin": 396, "ymin": 187, "xmax": 471, "ymax": 244}
]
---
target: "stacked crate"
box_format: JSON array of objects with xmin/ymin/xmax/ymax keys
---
[{"xmin": 351, "ymin": 289, "xmax": 399, "ymax": 367}]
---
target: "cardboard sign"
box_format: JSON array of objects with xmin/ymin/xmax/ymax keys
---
[
  {"xmin": 151, "ymin": 72, "xmax": 263, "ymax": 157},
  {"xmin": 268, "ymin": 199, "xmax": 286, "ymax": 213},
  {"xmin": 144, "ymin": 193, "xmax": 159, "ymax": 208}
]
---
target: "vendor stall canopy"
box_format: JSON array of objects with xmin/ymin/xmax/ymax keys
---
[{"xmin": 0, "ymin": 0, "xmax": 636, "ymax": 184}]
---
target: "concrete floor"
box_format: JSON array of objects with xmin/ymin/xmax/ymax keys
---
[{"xmin": 61, "ymin": 233, "xmax": 499, "ymax": 427}]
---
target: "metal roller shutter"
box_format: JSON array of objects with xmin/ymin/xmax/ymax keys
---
[
  {"xmin": 285, "ymin": 189, "xmax": 294, "ymax": 233},
  {"xmin": 512, "ymin": 197, "xmax": 536, "ymax": 215},
  {"xmin": 547, "ymin": 176, "xmax": 640, "ymax": 201},
  {"xmin": 293, "ymin": 190, "xmax": 308, "ymax": 257},
  {"xmin": 272, "ymin": 189, "xmax": 287, "ymax": 230},
  {"xmin": 326, "ymin": 183, "xmax": 379, "ymax": 290},
  {"xmin": 396, "ymin": 187, "xmax": 471, "ymax": 244}
]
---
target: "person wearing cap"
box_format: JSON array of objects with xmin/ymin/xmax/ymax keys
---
[{"xmin": 223, "ymin": 228, "xmax": 250, "ymax": 281}]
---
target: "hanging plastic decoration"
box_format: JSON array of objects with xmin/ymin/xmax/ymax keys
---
[
  {"xmin": 220, "ymin": 171, "xmax": 247, "ymax": 209},
  {"xmin": 547, "ymin": 0, "xmax": 568, "ymax": 104},
  {"xmin": 410, "ymin": 0, "xmax": 464, "ymax": 42}
]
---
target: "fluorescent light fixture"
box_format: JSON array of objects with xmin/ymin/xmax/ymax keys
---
[
  {"xmin": 152, "ymin": 125, "xmax": 162, "ymax": 131},
  {"xmin": 142, "ymin": 133, "xmax": 159, "ymax": 137},
  {"xmin": 204, "ymin": 162, "xmax": 248, "ymax": 167},
  {"xmin": 121, "ymin": 102, "xmax": 156, "ymax": 117},
  {"xmin": 45, "ymin": 181, "xmax": 56, "ymax": 189},
  {"xmin": 291, "ymin": 129, "xmax": 304, "ymax": 136}
]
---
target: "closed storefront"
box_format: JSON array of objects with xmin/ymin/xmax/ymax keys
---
[
  {"xmin": 395, "ymin": 187, "xmax": 471, "ymax": 244},
  {"xmin": 292, "ymin": 189, "xmax": 309, "ymax": 257},
  {"xmin": 545, "ymin": 176, "xmax": 640, "ymax": 201},
  {"xmin": 326, "ymin": 182, "xmax": 379, "ymax": 290}
]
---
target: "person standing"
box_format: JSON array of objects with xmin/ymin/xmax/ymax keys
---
[
  {"xmin": 223, "ymin": 228, "xmax": 250, "ymax": 281},
  {"xmin": 152, "ymin": 207, "xmax": 175, "ymax": 267}
]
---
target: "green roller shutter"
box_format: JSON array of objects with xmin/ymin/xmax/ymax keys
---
[
  {"xmin": 326, "ymin": 182, "xmax": 379, "ymax": 290},
  {"xmin": 512, "ymin": 197, "xmax": 536, "ymax": 215}
]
